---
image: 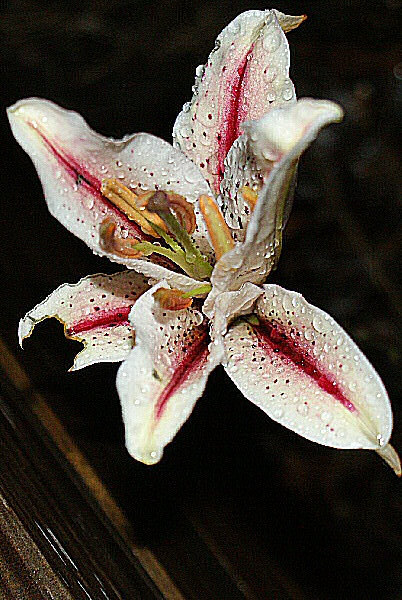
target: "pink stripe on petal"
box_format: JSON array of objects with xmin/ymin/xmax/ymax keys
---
[
  {"xmin": 35, "ymin": 126, "xmax": 148, "ymax": 240},
  {"xmin": 223, "ymin": 284, "xmax": 394, "ymax": 451},
  {"xmin": 19, "ymin": 271, "xmax": 149, "ymax": 371},
  {"xmin": 155, "ymin": 327, "xmax": 209, "ymax": 420},
  {"xmin": 253, "ymin": 318, "xmax": 357, "ymax": 413},
  {"xmin": 216, "ymin": 46, "xmax": 254, "ymax": 187},
  {"xmin": 67, "ymin": 305, "xmax": 132, "ymax": 336}
]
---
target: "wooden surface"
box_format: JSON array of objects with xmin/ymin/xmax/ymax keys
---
[{"xmin": 0, "ymin": 1, "xmax": 401, "ymax": 598}]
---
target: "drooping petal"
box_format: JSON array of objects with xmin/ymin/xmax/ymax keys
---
[
  {"xmin": 211, "ymin": 99, "xmax": 344, "ymax": 294},
  {"xmin": 19, "ymin": 271, "xmax": 149, "ymax": 371},
  {"xmin": 223, "ymin": 284, "xmax": 400, "ymax": 474},
  {"xmin": 173, "ymin": 9, "xmax": 301, "ymax": 195},
  {"xmin": 7, "ymin": 98, "xmax": 213, "ymax": 275},
  {"xmin": 116, "ymin": 283, "xmax": 222, "ymax": 465}
]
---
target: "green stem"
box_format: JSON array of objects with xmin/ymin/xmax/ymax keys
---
[
  {"xmin": 146, "ymin": 222, "xmax": 183, "ymax": 254},
  {"xmin": 181, "ymin": 284, "xmax": 212, "ymax": 298},
  {"xmin": 133, "ymin": 242, "xmax": 211, "ymax": 280},
  {"xmin": 160, "ymin": 210, "xmax": 199, "ymax": 264}
]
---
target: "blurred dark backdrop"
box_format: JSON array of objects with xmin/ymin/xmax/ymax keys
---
[{"xmin": 0, "ymin": 1, "xmax": 401, "ymax": 598}]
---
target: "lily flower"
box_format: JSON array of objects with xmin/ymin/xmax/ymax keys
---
[{"xmin": 9, "ymin": 9, "xmax": 400, "ymax": 473}]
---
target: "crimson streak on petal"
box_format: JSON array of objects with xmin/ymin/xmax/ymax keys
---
[
  {"xmin": 32, "ymin": 124, "xmax": 149, "ymax": 240},
  {"xmin": 217, "ymin": 46, "xmax": 254, "ymax": 188},
  {"xmin": 67, "ymin": 306, "xmax": 132, "ymax": 336},
  {"xmin": 155, "ymin": 326, "xmax": 210, "ymax": 420},
  {"xmin": 253, "ymin": 318, "xmax": 357, "ymax": 413}
]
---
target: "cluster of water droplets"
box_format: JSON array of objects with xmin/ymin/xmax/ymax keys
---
[{"xmin": 223, "ymin": 285, "xmax": 390, "ymax": 449}]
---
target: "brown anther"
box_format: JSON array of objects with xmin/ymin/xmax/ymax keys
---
[
  {"xmin": 153, "ymin": 288, "xmax": 193, "ymax": 311},
  {"xmin": 145, "ymin": 190, "xmax": 170, "ymax": 212},
  {"xmin": 241, "ymin": 186, "xmax": 258, "ymax": 212},
  {"xmin": 167, "ymin": 192, "xmax": 196, "ymax": 234},
  {"xmin": 100, "ymin": 218, "xmax": 143, "ymax": 258},
  {"xmin": 101, "ymin": 179, "xmax": 167, "ymax": 237},
  {"xmin": 143, "ymin": 190, "xmax": 196, "ymax": 234}
]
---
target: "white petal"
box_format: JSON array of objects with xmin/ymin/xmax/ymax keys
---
[
  {"xmin": 173, "ymin": 9, "xmax": 298, "ymax": 195},
  {"xmin": 204, "ymin": 282, "xmax": 262, "ymax": 329},
  {"xmin": 223, "ymin": 284, "xmax": 398, "ymax": 471},
  {"xmin": 211, "ymin": 99, "xmax": 344, "ymax": 293},
  {"xmin": 7, "ymin": 98, "xmax": 213, "ymax": 268},
  {"xmin": 19, "ymin": 271, "xmax": 149, "ymax": 371},
  {"xmin": 116, "ymin": 283, "xmax": 221, "ymax": 464}
]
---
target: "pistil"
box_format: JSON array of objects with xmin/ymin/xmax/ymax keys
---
[{"xmin": 100, "ymin": 183, "xmax": 213, "ymax": 280}]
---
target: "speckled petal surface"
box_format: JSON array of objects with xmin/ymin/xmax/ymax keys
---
[
  {"xmin": 211, "ymin": 99, "xmax": 344, "ymax": 294},
  {"xmin": 19, "ymin": 271, "xmax": 149, "ymax": 371},
  {"xmin": 7, "ymin": 98, "xmax": 213, "ymax": 272},
  {"xmin": 116, "ymin": 283, "xmax": 222, "ymax": 465},
  {"xmin": 223, "ymin": 284, "xmax": 398, "ymax": 470},
  {"xmin": 173, "ymin": 9, "xmax": 298, "ymax": 195}
]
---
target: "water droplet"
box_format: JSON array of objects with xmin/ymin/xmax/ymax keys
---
[
  {"xmin": 180, "ymin": 125, "xmax": 192, "ymax": 139},
  {"xmin": 282, "ymin": 293, "xmax": 293, "ymax": 313},
  {"xmin": 312, "ymin": 316, "xmax": 325, "ymax": 333},
  {"xmin": 263, "ymin": 32, "xmax": 281, "ymax": 53},
  {"xmin": 85, "ymin": 197, "xmax": 94, "ymax": 210},
  {"xmin": 304, "ymin": 328, "xmax": 314, "ymax": 341},
  {"xmin": 321, "ymin": 410, "xmax": 332, "ymax": 423},
  {"xmin": 297, "ymin": 403, "xmax": 309, "ymax": 416},
  {"xmin": 282, "ymin": 86, "xmax": 293, "ymax": 101}
]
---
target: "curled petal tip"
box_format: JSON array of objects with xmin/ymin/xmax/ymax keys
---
[
  {"xmin": 376, "ymin": 444, "xmax": 401, "ymax": 476},
  {"xmin": 18, "ymin": 317, "xmax": 33, "ymax": 348}
]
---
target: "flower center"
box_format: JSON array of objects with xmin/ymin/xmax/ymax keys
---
[{"xmin": 100, "ymin": 180, "xmax": 213, "ymax": 281}]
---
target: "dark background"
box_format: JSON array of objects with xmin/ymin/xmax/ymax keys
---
[{"xmin": 0, "ymin": 1, "xmax": 401, "ymax": 598}]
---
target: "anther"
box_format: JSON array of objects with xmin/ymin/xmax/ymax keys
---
[
  {"xmin": 153, "ymin": 288, "xmax": 193, "ymax": 311},
  {"xmin": 199, "ymin": 195, "xmax": 235, "ymax": 260},
  {"xmin": 101, "ymin": 179, "xmax": 167, "ymax": 237},
  {"xmin": 145, "ymin": 190, "xmax": 196, "ymax": 235},
  {"xmin": 241, "ymin": 186, "xmax": 258, "ymax": 212},
  {"xmin": 100, "ymin": 218, "xmax": 143, "ymax": 258}
]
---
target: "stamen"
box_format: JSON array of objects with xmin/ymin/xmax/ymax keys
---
[
  {"xmin": 153, "ymin": 283, "xmax": 212, "ymax": 310},
  {"xmin": 153, "ymin": 288, "xmax": 193, "ymax": 311},
  {"xmin": 241, "ymin": 185, "xmax": 258, "ymax": 212},
  {"xmin": 199, "ymin": 195, "xmax": 235, "ymax": 260},
  {"xmin": 145, "ymin": 190, "xmax": 196, "ymax": 234},
  {"xmin": 101, "ymin": 179, "xmax": 167, "ymax": 237},
  {"xmin": 100, "ymin": 219, "xmax": 143, "ymax": 258},
  {"xmin": 145, "ymin": 192, "xmax": 212, "ymax": 279},
  {"xmin": 181, "ymin": 284, "xmax": 212, "ymax": 298},
  {"xmin": 101, "ymin": 188, "xmax": 212, "ymax": 280}
]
